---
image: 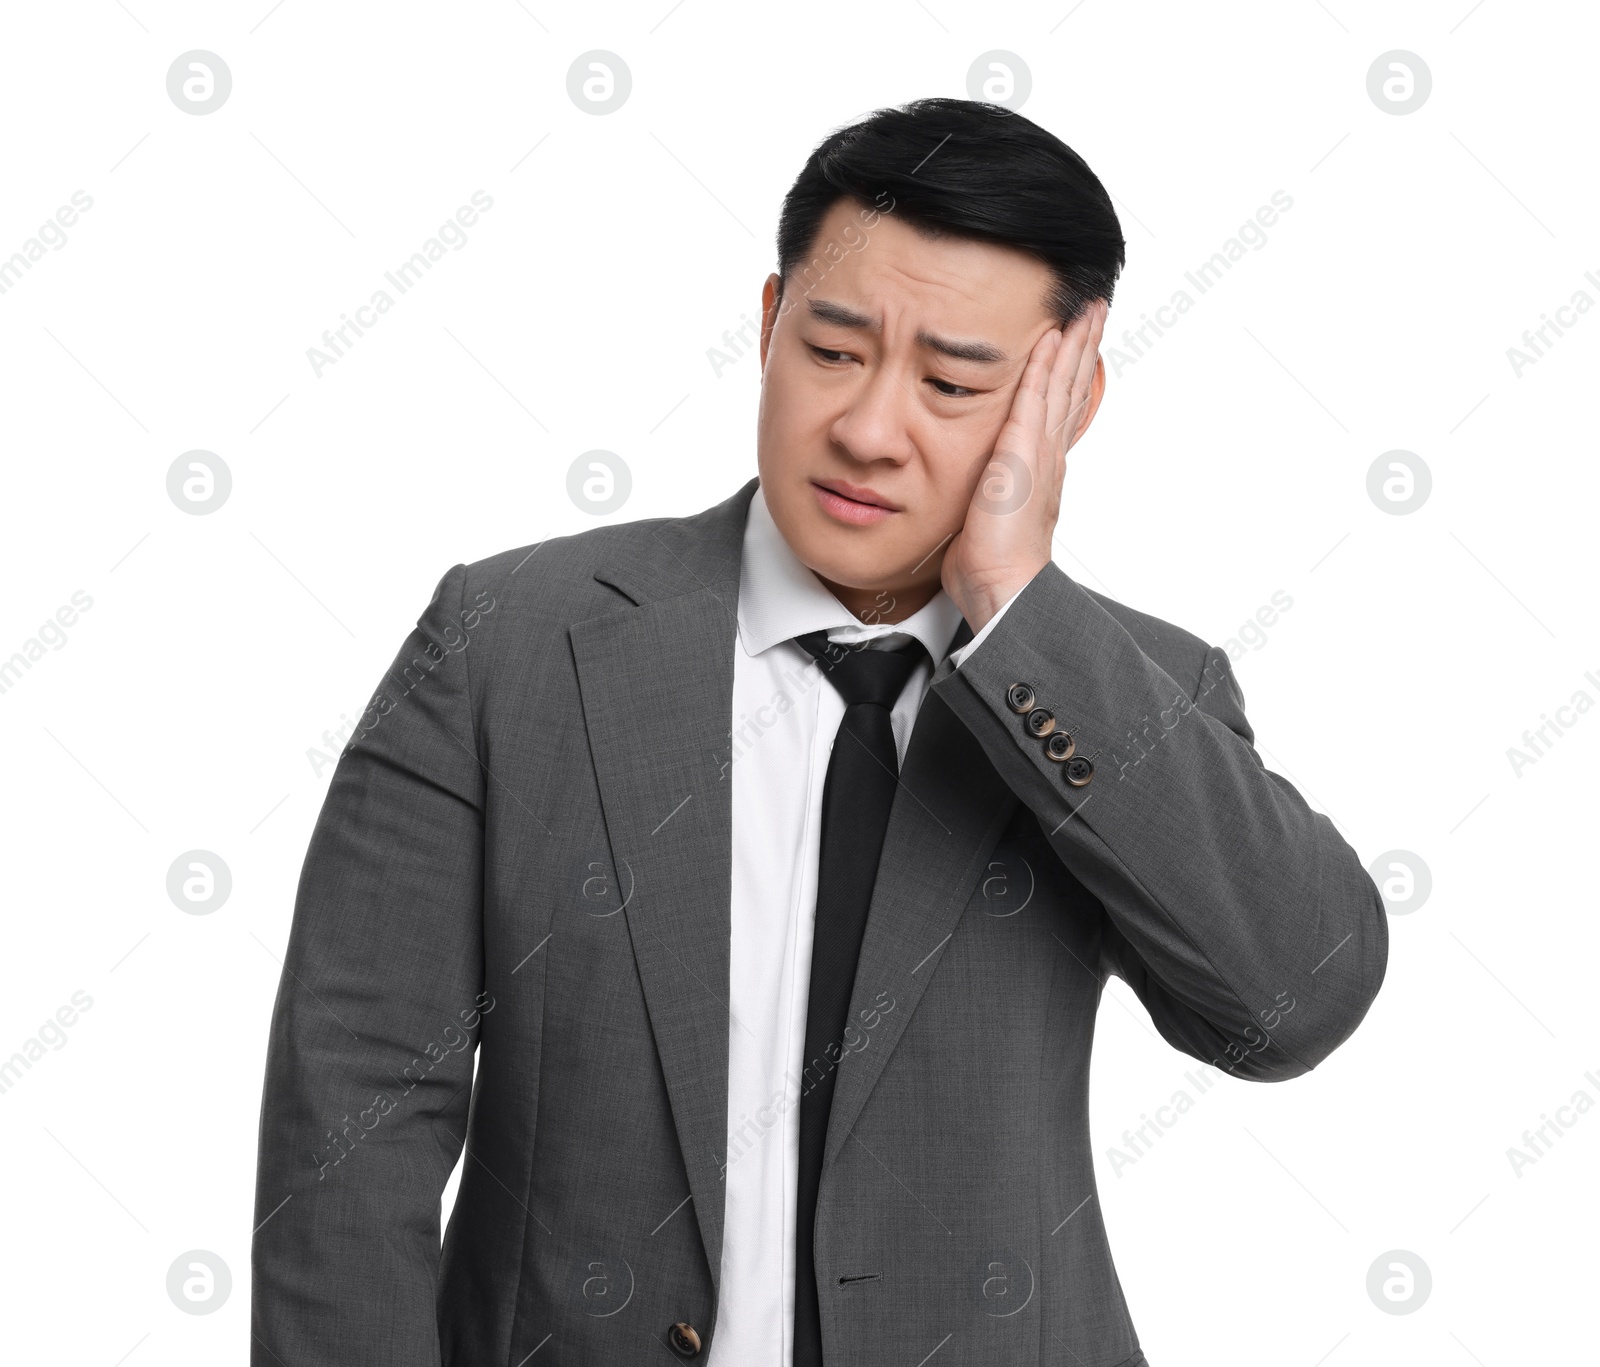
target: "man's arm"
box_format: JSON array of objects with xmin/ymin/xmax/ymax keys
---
[
  {"xmin": 938, "ymin": 562, "xmax": 1388, "ymax": 1080},
  {"xmin": 251, "ymin": 563, "xmax": 490, "ymax": 1366}
]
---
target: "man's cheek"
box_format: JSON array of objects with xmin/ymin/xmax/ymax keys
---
[
  {"xmin": 786, "ymin": 364, "xmax": 848, "ymax": 440},
  {"xmin": 955, "ymin": 401, "xmax": 1014, "ymax": 478},
  {"xmin": 917, "ymin": 437, "xmax": 996, "ymax": 526}
]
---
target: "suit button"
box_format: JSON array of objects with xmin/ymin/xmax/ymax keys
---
[
  {"xmin": 1044, "ymin": 731, "xmax": 1076, "ymax": 762},
  {"xmin": 1006, "ymin": 683, "xmax": 1036, "ymax": 713},
  {"xmin": 668, "ymin": 1322, "xmax": 703, "ymax": 1357},
  {"xmin": 1025, "ymin": 708, "xmax": 1055, "ymax": 738},
  {"xmin": 1064, "ymin": 755, "xmax": 1094, "ymax": 787}
]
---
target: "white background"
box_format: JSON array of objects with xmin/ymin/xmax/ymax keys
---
[{"xmin": 1, "ymin": 1, "xmax": 1596, "ymax": 1362}]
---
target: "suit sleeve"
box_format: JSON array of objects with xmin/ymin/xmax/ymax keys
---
[
  {"xmin": 935, "ymin": 562, "xmax": 1387, "ymax": 1081},
  {"xmin": 251, "ymin": 563, "xmax": 491, "ymax": 1365}
]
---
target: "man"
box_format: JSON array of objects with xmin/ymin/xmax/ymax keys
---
[{"xmin": 252, "ymin": 97, "xmax": 1387, "ymax": 1366}]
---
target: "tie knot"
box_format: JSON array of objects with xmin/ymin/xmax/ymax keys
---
[{"xmin": 795, "ymin": 630, "xmax": 926, "ymax": 709}]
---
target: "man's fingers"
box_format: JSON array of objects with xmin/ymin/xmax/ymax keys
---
[
  {"xmin": 1044, "ymin": 306, "xmax": 1096, "ymax": 453},
  {"xmin": 999, "ymin": 327, "xmax": 1060, "ymax": 458},
  {"xmin": 1026, "ymin": 327, "xmax": 1062, "ymax": 406}
]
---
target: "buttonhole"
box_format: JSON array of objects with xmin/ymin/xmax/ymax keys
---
[{"xmin": 838, "ymin": 1272, "xmax": 881, "ymax": 1285}]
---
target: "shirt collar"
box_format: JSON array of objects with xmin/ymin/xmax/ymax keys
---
[{"xmin": 736, "ymin": 484, "xmax": 966, "ymax": 663}]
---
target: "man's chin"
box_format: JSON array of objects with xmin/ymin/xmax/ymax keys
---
[
  {"xmin": 792, "ymin": 527, "xmax": 898, "ymax": 588},
  {"xmin": 797, "ymin": 544, "xmax": 934, "ymax": 611}
]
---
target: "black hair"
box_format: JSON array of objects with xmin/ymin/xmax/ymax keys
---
[{"xmin": 776, "ymin": 97, "xmax": 1125, "ymax": 324}]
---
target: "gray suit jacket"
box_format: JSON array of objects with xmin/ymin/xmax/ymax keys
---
[{"xmin": 251, "ymin": 477, "xmax": 1387, "ymax": 1366}]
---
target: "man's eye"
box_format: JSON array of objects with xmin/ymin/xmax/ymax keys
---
[
  {"xmin": 927, "ymin": 377, "xmax": 976, "ymax": 398},
  {"xmin": 809, "ymin": 345, "xmax": 852, "ymax": 364}
]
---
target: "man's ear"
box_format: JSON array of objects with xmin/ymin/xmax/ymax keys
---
[
  {"xmin": 1080, "ymin": 352, "xmax": 1107, "ymax": 440},
  {"xmin": 759, "ymin": 272, "xmax": 782, "ymax": 372}
]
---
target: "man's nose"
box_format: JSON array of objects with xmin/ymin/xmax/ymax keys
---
[{"xmin": 828, "ymin": 359, "xmax": 917, "ymax": 466}]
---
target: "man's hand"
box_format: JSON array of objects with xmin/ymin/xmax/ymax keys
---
[{"xmin": 941, "ymin": 300, "xmax": 1108, "ymax": 632}]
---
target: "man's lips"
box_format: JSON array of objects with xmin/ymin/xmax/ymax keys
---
[{"xmin": 811, "ymin": 479, "xmax": 899, "ymax": 526}]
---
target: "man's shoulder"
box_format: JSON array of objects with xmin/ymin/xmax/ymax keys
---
[
  {"xmin": 461, "ymin": 516, "xmax": 666, "ymax": 616},
  {"xmin": 452, "ymin": 478, "xmax": 757, "ymax": 628}
]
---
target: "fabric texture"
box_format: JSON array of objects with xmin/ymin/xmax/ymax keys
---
[{"xmin": 250, "ymin": 476, "xmax": 1388, "ymax": 1367}]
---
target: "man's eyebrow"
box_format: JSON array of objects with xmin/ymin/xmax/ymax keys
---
[{"xmin": 805, "ymin": 298, "xmax": 1008, "ymax": 365}]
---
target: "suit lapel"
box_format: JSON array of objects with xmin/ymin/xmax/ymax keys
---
[
  {"xmin": 822, "ymin": 658, "xmax": 1017, "ymax": 1170},
  {"xmin": 567, "ymin": 482, "xmax": 754, "ymax": 1294}
]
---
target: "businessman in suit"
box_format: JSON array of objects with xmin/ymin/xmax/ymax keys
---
[{"xmin": 252, "ymin": 98, "xmax": 1387, "ymax": 1366}]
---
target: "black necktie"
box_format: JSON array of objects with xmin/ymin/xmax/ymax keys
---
[{"xmin": 791, "ymin": 629, "xmax": 925, "ymax": 1367}]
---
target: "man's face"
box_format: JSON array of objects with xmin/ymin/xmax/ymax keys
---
[{"xmin": 756, "ymin": 196, "xmax": 1062, "ymax": 611}]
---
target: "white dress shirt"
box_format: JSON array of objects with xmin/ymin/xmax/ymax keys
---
[{"xmin": 709, "ymin": 486, "xmax": 1015, "ymax": 1365}]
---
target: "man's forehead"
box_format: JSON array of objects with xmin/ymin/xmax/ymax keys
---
[{"xmin": 804, "ymin": 205, "xmax": 1053, "ymax": 335}]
